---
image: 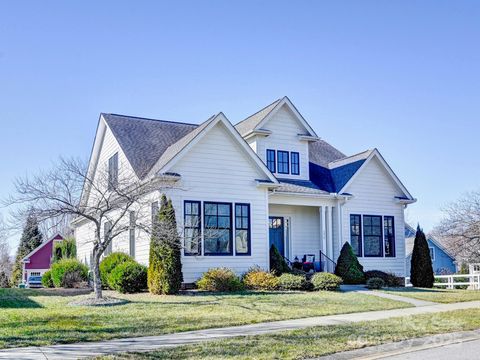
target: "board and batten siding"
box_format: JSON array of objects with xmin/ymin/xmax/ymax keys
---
[
  {"xmin": 254, "ymin": 105, "xmax": 310, "ymax": 180},
  {"xmin": 166, "ymin": 122, "xmax": 270, "ymax": 283},
  {"xmin": 341, "ymin": 157, "xmax": 407, "ymax": 276}
]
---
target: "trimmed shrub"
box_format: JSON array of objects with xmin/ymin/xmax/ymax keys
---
[
  {"xmin": 41, "ymin": 270, "xmax": 54, "ymax": 288},
  {"xmin": 366, "ymin": 277, "xmax": 385, "ymax": 290},
  {"xmin": 99, "ymin": 252, "xmax": 134, "ymax": 289},
  {"xmin": 269, "ymin": 244, "xmax": 290, "ymax": 275},
  {"xmin": 243, "ymin": 267, "xmax": 279, "ymax": 290},
  {"xmin": 197, "ymin": 268, "xmax": 244, "ymax": 292},
  {"xmin": 335, "ymin": 243, "xmax": 365, "ymax": 284},
  {"xmin": 51, "ymin": 258, "xmax": 88, "ymax": 288},
  {"xmin": 148, "ymin": 196, "xmax": 183, "ymax": 295},
  {"xmin": 52, "ymin": 237, "xmax": 77, "ymax": 263},
  {"xmin": 364, "ymin": 270, "xmax": 404, "ymax": 287},
  {"xmin": 311, "ymin": 273, "xmax": 343, "ymax": 291},
  {"xmin": 410, "ymin": 225, "xmax": 434, "ymax": 288},
  {"xmin": 109, "ymin": 261, "xmax": 147, "ymax": 294},
  {"xmin": 277, "ymin": 273, "xmax": 310, "ymax": 291}
]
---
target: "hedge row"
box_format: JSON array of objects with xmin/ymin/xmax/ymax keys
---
[{"xmin": 196, "ymin": 267, "xmax": 343, "ymax": 292}]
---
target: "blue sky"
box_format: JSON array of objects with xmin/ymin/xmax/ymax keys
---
[{"xmin": 1, "ymin": 1, "xmax": 479, "ymax": 250}]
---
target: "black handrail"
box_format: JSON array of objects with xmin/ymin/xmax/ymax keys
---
[{"xmin": 319, "ymin": 251, "xmax": 336, "ymax": 273}]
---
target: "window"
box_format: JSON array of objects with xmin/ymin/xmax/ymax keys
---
[
  {"xmin": 350, "ymin": 215, "xmax": 362, "ymax": 257},
  {"xmin": 108, "ymin": 153, "xmax": 119, "ymax": 190},
  {"xmin": 204, "ymin": 202, "xmax": 232, "ymax": 255},
  {"xmin": 363, "ymin": 215, "xmax": 383, "ymax": 257},
  {"xmin": 266, "ymin": 149, "xmax": 276, "ymax": 173},
  {"xmin": 151, "ymin": 201, "xmax": 159, "ymax": 227},
  {"xmin": 291, "ymin": 152, "xmax": 300, "ymax": 175},
  {"xmin": 104, "ymin": 221, "xmax": 112, "ymax": 255},
  {"xmin": 129, "ymin": 211, "xmax": 136, "ymax": 258},
  {"xmin": 429, "ymin": 247, "xmax": 435, "ymax": 261},
  {"xmin": 384, "ymin": 216, "xmax": 395, "ymax": 257},
  {"xmin": 277, "ymin": 151, "xmax": 289, "ymax": 174},
  {"xmin": 184, "ymin": 201, "xmax": 201, "ymax": 255},
  {"xmin": 235, "ymin": 204, "xmax": 250, "ymax": 255},
  {"xmin": 30, "ymin": 272, "xmax": 41, "ymax": 276}
]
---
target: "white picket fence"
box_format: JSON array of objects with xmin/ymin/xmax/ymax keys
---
[{"xmin": 405, "ymin": 274, "xmax": 480, "ymax": 290}]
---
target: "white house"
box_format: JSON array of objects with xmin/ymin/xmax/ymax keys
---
[{"xmin": 74, "ymin": 97, "xmax": 416, "ymax": 283}]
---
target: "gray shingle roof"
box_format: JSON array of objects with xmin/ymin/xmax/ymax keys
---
[
  {"xmin": 102, "ymin": 113, "xmax": 198, "ymax": 179},
  {"xmin": 234, "ymin": 98, "xmax": 281, "ymax": 136},
  {"xmin": 275, "ymin": 179, "xmax": 330, "ymax": 195}
]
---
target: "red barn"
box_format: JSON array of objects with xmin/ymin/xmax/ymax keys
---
[{"xmin": 22, "ymin": 234, "xmax": 64, "ymax": 282}]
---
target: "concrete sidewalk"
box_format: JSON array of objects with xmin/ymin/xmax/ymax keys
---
[{"xmin": 1, "ymin": 300, "xmax": 479, "ymax": 360}]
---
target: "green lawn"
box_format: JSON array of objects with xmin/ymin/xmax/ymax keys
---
[
  {"xmin": 382, "ymin": 287, "xmax": 480, "ymax": 303},
  {"xmin": 0, "ymin": 288, "xmax": 408, "ymax": 349},
  {"xmin": 98, "ymin": 309, "xmax": 480, "ymax": 360}
]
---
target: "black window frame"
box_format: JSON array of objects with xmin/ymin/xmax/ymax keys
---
[
  {"xmin": 266, "ymin": 149, "xmax": 276, "ymax": 173},
  {"xmin": 235, "ymin": 203, "xmax": 251, "ymax": 256},
  {"xmin": 108, "ymin": 152, "xmax": 119, "ymax": 190},
  {"xmin": 363, "ymin": 215, "xmax": 383, "ymax": 257},
  {"xmin": 384, "ymin": 216, "xmax": 395, "ymax": 258},
  {"xmin": 291, "ymin": 152, "xmax": 300, "ymax": 175},
  {"xmin": 184, "ymin": 200, "xmax": 202, "ymax": 256},
  {"xmin": 203, "ymin": 202, "xmax": 233, "ymax": 256},
  {"xmin": 129, "ymin": 211, "xmax": 135, "ymax": 258},
  {"xmin": 277, "ymin": 150, "xmax": 289, "ymax": 174},
  {"xmin": 350, "ymin": 214, "xmax": 362, "ymax": 257}
]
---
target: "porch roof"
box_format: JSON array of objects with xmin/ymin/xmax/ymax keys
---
[{"xmin": 275, "ymin": 179, "xmax": 330, "ymax": 195}]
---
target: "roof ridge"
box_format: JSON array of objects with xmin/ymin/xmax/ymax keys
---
[
  {"xmin": 102, "ymin": 113, "xmax": 199, "ymax": 127},
  {"xmin": 328, "ymin": 149, "xmax": 373, "ymax": 165},
  {"xmin": 234, "ymin": 98, "xmax": 282, "ymax": 126}
]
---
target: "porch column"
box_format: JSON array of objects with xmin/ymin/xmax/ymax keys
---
[
  {"xmin": 319, "ymin": 206, "xmax": 326, "ymax": 254},
  {"xmin": 336, "ymin": 203, "xmax": 343, "ymax": 254},
  {"xmin": 326, "ymin": 206, "xmax": 333, "ymax": 259}
]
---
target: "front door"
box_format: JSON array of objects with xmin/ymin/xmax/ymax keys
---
[{"xmin": 269, "ymin": 217, "xmax": 284, "ymax": 256}]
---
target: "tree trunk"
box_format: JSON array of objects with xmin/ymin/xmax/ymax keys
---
[{"xmin": 92, "ymin": 247, "xmax": 103, "ymax": 299}]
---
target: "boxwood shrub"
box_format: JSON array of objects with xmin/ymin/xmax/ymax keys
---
[
  {"xmin": 311, "ymin": 273, "xmax": 343, "ymax": 291},
  {"xmin": 243, "ymin": 267, "xmax": 279, "ymax": 290},
  {"xmin": 366, "ymin": 277, "xmax": 385, "ymax": 290},
  {"xmin": 99, "ymin": 252, "xmax": 134, "ymax": 289},
  {"xmin": 41, "ymin": 270, "xmax": 54, "ymax": 288},
  {"xmin": 364, "ymin": 270, "xmax": 404, "ymax": 287},
  {"xmin": 50, "ymin": 258, "xmax": 88, "ymax": 288},
  {"xmin": 197, "ymin": 268, "xmax": 244, "ymax": 292},
  {"xmin": 277, "ymin": 273, "xmax": 310, "ymax": 291},
  {"xmin": 108, "ymin": 261, "xmax": 147, "ymax": 293}
]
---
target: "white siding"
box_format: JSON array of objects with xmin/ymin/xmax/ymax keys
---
[
  {"xmin": 255, "ymin": 105, "xmax": 310, "ymax": 180},
  {"xmin": 166, "ymin": 122, "xmax": 270, "ymax": 283},
  {"xmin": 341, "ymin": 157, "xmax": 407, "ymax": 276}
]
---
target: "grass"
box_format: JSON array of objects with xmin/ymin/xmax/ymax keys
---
[
  {"xmin": 382, "ymin": 287, "xmax": 480, "ymax": 303},
  {"xmin": 0, "ymin": 288, "xmax": 408, "ymax": 349},
  {"xmin": 98, "ymin": 308, "xmax": 480, "ymax": 359}
]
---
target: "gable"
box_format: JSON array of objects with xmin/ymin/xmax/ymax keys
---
[
  {"xmin": 262, "ymin": 104, "xmax": 311, "ymax": 137},
  {"xmin": 170, "ymin": 121, "xmax": 269, "ymax": 185}
]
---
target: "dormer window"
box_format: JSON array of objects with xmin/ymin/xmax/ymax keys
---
[
  {"xmin": 291, "ymin": 152, "xmax": 300, "ymax": 175},
  {"xmin": 277, "ymin": 151, "xmax": 289, "ymax": 174},
  {"xmin": 266, "ymin": 149, "xmax": 276, "ymax": 173},
  {"xmin": 108, "ymin": 153, "xmax": 118, "ymax": 190}
]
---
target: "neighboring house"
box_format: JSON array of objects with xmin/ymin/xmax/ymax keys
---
[
  {"xmin": 74, "ymin": 97, "xmax": 416, "ymax": 283},
  {"xmin": 22, "ymin": 234, "xmax": 64, "ymax": 282},
  {"xmin": 405, "ymin": 224, "xmax": 457, "ymax": 275}
]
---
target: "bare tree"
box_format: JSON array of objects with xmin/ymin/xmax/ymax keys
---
[
  {"xmin": 434, "ymin": 190, "xmax": 480, "ymax": 263},
  {"xmin": 0, "ymin": 215, "xmax": 13, "ymax": 278},
  {"xmin": 3, "ymin": 157, "xmax": 171, "ymax": 299}
]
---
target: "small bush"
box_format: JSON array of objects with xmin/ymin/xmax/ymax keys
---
[
  {"xmin": 41, "ymin": 270, "xmax": 54, "ymax": 288},
  {"xmin": 269, "ymin": 244, "xmax": 290, "ymax": 275},
  {"xmin": 243, "ymin": 267, "xmax": 279, "ymax": 290},
  {"xmin": 311, "ymin": 273, "xmax": 343, "ymax": 291},
  {"xmin": 99, "ymin": 252, "xmax": 134, "ymax": 289},
  {"xmin": 366, "ymin": 277, "xmax": 385, "ymax": 290},
  {"xmin": 277, "ymin": 273, "xmax": 310, "ymax": 291},
  {"xmin": 364, "ymin": 270, "xmax": 404, "ymax": 287},
  {"xmin": 0, "ymin": 271, "xmax": 10, "ymax": 288},
  {"xmin": 51, "ymin": 258, "xmax": 88, "ymax": 288},
  {"xmin": 197, "ymin": 268, "xmax": 244, "ymax": 292},
  {"xmin": 109, "ymin": 261, "xmax": 147, "ymax": 293}
]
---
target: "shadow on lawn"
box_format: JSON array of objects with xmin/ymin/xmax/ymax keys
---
[
  {"xmin": 0, "ymin": 289, "xmax": 43, "ymax": 308},
  {"xmin": 386, "ymin": 287, "xmax": 451, "ymax": 294}
]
